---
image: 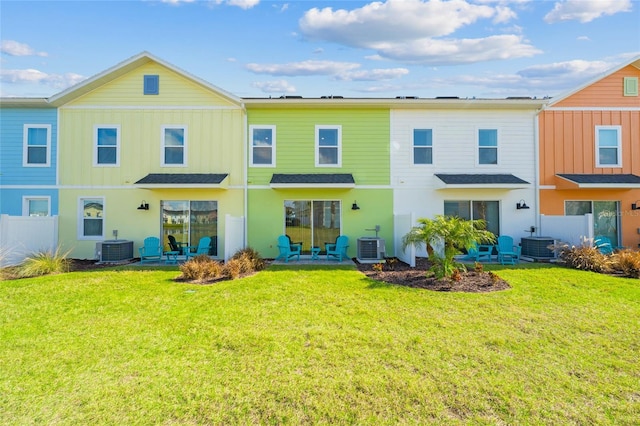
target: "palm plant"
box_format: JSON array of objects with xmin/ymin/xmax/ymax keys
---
[{"xmin": 402, "ymin": 215, "xmax": 495, "ymax": 279}]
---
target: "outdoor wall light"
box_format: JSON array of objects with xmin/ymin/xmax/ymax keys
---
[
  {"xmin": 516, "ymin": 200, "xmax": 530, "ymax": 210},
  {"xmin": 351, "ymin": 201, "xmax": 360, "ymax": 210},
  {"xmin": 137, "ymin": 201, "xmax": 149, "ymax": 210},
  {"xmin": 632, "ymin": 201, "xmax": 640, "ymax": 210}
]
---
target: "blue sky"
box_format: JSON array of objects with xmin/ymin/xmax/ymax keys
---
[{"xmin": 1, "ymin": 0, "xmax": 639, "ymax": 99}]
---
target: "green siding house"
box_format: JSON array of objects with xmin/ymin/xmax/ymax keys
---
[{"xmin": 245, "ymin": 99, "xmax": 394, "ymax": 260}]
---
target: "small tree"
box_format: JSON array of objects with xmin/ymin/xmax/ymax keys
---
[{"xmin": 402, "ymin": 215, "xmax": 495, "ymax": 279}]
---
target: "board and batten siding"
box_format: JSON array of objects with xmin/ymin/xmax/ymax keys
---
[
  {"xmin": 539, "ymin": 110, "xmax": 640, "ymax": 186},
  {"xmin": 58, "ymin": 108, "xmax": 244, "ymax": 186},
  {"xmin": 554, "ymin": 65, "xmax": 640, "ymax": 108},
  {"xmin": 247, "ymin": 108, "xmax": 390, "ymax": 186},
  {"xmin": 390, "ymin": 109, "xmax": 538, "ymax": 188},
  {"xmin": 66, "ymin": 62, "xmax": 238, "ymax": 108},
  {"xmin": 0, "ymin": 108, "xmax": 57, "ymax": 186}
]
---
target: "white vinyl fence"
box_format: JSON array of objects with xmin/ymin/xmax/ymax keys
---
[
  {"xmin": 394, "ymin": 213, "xmax": 416, "ymax": 267},
  {"xmin": 0, "ymin": 214, "xmax": 59, "ymax": 267},
  {"xmin": 539, "ymin": 213, "xmax": 593, "ymax": 247},
  {"xmin": 224, "ymin": 214, "xmax": 245, "ymax": 261}
]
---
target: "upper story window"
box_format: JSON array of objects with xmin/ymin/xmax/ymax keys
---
[
  {"xmin": 596, "ymin": 126, "xmax": 622, "ymax": 167},
  {"xmin": 413, "ymin": 129, "xmax": 433, "ymax": 165},
  {"xmin": 162, "ymin": 126, "xmax": 187, "ymax": 166},
  {"xmin": 316, "ymin": 125, "xmax": 341, "ymax": 167},
  {"xmin": 79, "ymin": 197, "xmax": 104, "ymax": 239},
  {"xmin": 250, "ymin": 125, "xmax": 276, "ymax": 167},
  {"xmin": 144, "ymin": 75, "xmax": 159, "ymax": 95},
  {"xmin": 23, "ymin": 196, "xmax": 50, "ymax": 216},
  {"xmin": 23, "ymin": 124, "xmax": 51, "ymax": 167},
  {"xmin": 624, "ymin": 77, "xmax": 638, "ymax": 96},
  {"xmin": 478, "ymin": 129, "xmax": 498, "ymax": 165},
  {"xmin": 94, "ymin": 125, "xmax": 120, "ymax": 166}
]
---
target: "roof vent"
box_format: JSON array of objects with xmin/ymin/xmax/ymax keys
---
[
  {"xmin": 396, "ymin": 96, "xmax": 418, "ymax": 99},
  {"xmin": 321, "ymin": 95, "xmax": 344, "ymax": 99},
  {"xmin": 279, "ymin": 95, "xmax": 303, "ymax": 99},
  {"xmin": 436, "ymin": 96, "xmax": 459, "ymax": 99},
  {"xmin": 506, "ymin": 97, "xmax": 532, "ymax": 100}
]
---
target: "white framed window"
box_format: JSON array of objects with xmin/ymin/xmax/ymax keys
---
[
  {"xmin": 23, "ymin": 124, "xmax": 51, "ymax": 167},
  {"xmin": 162, "ymin": 126, "xmax": 187, "ymax": 166},
  {"xmin": 413, "ymin": 128, "xmax": 433, "ymax": 165},
  {"xmin": 78, "ymin": 197, "xmax": 104, "ymax": 240},
  {"xmin": 144, "ymin": 75, "xmax": 159, "ymax": 95},
  {"xmin": 596, "ymin": 126, "xmax": 622, "ymax": 167},
  {"xmin": 22, "ymin": 196, "xmax": 50, "ymax": 216},
  {"xmin": 315, "ymin": 125, "xmax": 341, "ymax": 167},
  {"xmin": 250, "ymin": 125, "xmax": 276, "ymax": 167},
  {"xmin": 478, "ymin": 129, "xmax": 498, "ymax": 165},
  {"xmin": 94, "ymin": 125, "xmax": 120, "ymax": 166},
  {"xmin": 444, "ymin": 200, "xmax": 500, "ymax": 236}
]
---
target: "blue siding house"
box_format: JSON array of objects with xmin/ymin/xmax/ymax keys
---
[{"xmin": 0, "ymin": 98, "xmax": 58, "ymax": 216}]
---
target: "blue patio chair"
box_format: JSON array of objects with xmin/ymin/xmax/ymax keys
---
[
  {"xmin": 276, "ymin": 235, "xmax": 300, "ymax": 262},
  {"xmin": 139, "ymin": 236, "xmax": 162, "ymax": 263},
  {"xmin": 326, "ymin": 235, "xmax": 349, "ymax": 262},
  {"xmin": 185, "ymin": 236, "xmax": 212, "ymax": 260},
  {"xmin": 594, "ymin": 235, "xmax": 614, "ymax": 255},
  {"xmin": 496, "ymin": 235, "xmax": 521, "ymax": 265},
  {"xmin": 467, "ymin": 241, "xmax": 493, "ymax": 262}
]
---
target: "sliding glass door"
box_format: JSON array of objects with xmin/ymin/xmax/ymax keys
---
[
  {"xmin": 161, "ymin": 200, "xmax": 218, "ymax": 255},
  {"xmin": 284, "ymin": 200, "xmax": 341, "ymax": 253}
]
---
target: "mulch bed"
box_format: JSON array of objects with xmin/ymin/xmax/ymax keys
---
[{"xmin": 355, "ymin": 257, "xmax": 511, "ymax": 293}]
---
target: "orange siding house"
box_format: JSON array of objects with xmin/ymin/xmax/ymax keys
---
[{"xmin": 539, "ymin": 56, "xmax": 640, "ymax": 248}]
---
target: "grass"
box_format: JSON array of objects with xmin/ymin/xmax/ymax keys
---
[{"xmin": 1, "ymin": 264, "xmax": 639, "ymax": 424}]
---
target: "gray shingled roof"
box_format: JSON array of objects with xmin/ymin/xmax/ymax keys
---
[
  {"xmin": 435, "ymin": 174, "xmax": 529, "ymax": 185},
  {"xmin": 556, "ymin": 174, "xmax": 640, "ymax": 185},
  {"xmin": 135, "ymin": 173, "xmax": 228, "ymax": 185},
  {"xmin": 270, "ymin": 174, "xmax": 355, "ymax": 185}
]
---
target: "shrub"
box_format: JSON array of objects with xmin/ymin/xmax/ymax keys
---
[
  {"xmin": 179, "ymin": 255, "xmax": 223, "ymax": 282},
  {"xmin": 222, "ymin": 258, "xmax": 243, "ymax": 279},
  {"xmin": 557, "ymin": 245, "xmax": 613, "ymax": 273},
  {"xmin": 230, "ymin": 247, "xmax": 265, "ymax": 272},
  {"xmin": 18, "ymin": 246, "xmax": 71, "ymax": 278},
  {"xmin": 612, "ymin": 249, "xmax": 640, "ymax": 278}
]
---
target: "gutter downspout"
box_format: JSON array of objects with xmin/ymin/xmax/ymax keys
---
[
  {"xmin": 242, "ymin": 102, "xmax": 248, "ymax": 249},
  {"xmin": 534, "ymin": 104, "xmax": 544, "ymax": 236}
]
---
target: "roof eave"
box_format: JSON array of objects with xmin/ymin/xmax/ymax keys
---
[{"xmin": 270, "ymin": 183, "xmax": 356, "ymax": 189}]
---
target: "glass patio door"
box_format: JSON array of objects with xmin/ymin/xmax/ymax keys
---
[
  {"xmin": 593, "ymin": 201, "xmax": 619, "ymax": 247},
  {"xmin": 284, "ymin": 200, "xmax": 341, "ymax": 253},
  {"xmin": 161, "ymin": 200, "xmax": 218, "ymax": 255}
]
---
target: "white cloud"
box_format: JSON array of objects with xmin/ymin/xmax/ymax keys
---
[
  {"xmin": 252, "ymin": 80, "xmax": 296, "ymax": 93},
  {"xmin": 0, "ymin": 40, "xmax": 48, "ymax": 57},
  {"xmin": 336, "ymin": 68, "xmax": 409, "ymax": 81},
  {"xmin": 159, "ymin": 0, "xmax": 196, "ymax": 4},
  {"xmin": 212, "ymin": 0, "xmax": 259, "ymax": 9},
  {"xmin": 370, "ymin": 35, "xmax": 541, "ymax": 65},
  {"xmin": 299, "ymin": 0, "xmax": 539, "ymax": 64},
  {"xmin": 0, "ymin": 68, "xmax": 85, "ymax": 89},
  {"xmin": 544, "ymin": 0, "xmax": 632, "ymax": 23},
  {"xmin": 300, "ymin": 0, "xmax": 495, "ymax": 45},
  {"xmin": 246, "ymin": 60, "xmax": 361, "ymax": 76},
  {"xmin": 577, "ymin": 36, "xmax": 591, "ymax": 41}
]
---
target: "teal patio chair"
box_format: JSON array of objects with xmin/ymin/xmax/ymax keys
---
[
  {"xmin": 594, "ymin": 235, "xmax": 615, "ymax": 254},
  {"xmin": 139, "ymin": 237, "xmax": 162, "ymax": 263},
  {"xmin": 496, "ymin": 235, "xmax": 521, "ymax": 265},
  {"xmin": 276, "ymin": 235, "xmax": 300, "ymax": 262},
  {"xmin": 467, "ymin": 241, "xmax": 493, "ymax": 262},
  {"xmin": 185, "ymin": 236, "xmax": 212, "ymax": 260},
  {"xmin": 327, "ymin": 235, "xmax": 349, "ymax": 262}
]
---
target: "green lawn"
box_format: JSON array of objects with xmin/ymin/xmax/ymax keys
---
[{"xmin": 1, "ymin": 264, "xmax": 639, "ymax": 424}]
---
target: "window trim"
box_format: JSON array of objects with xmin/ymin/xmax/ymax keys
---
[
  {"xmin": 249, "ymin": 125, "xmax": 276, "ymax": 167},
  {"xmin": 23, "ymin": 124, "xmax": 51, "ymax": 167},
  {"xmin": 477, "ymin": 128, "xmax": 499, "ymax": 166},
  {"xmin": 595, "ymin": 125, "xmax": 622, "ymax": 168},
  {"xmin": 93, "ymin": 125, "xmax": 121, "ymax": 167},
  {"xmin": 144, "ymin": 74, "xmax": 159, "ymax": 95},
  {"xmin": 315, "ymin": 125, "xmax": 342, "ymax": 167},
  {"xmin": 22, "ymin": 196, "xmax": 51, "ymax": 216},
  {"xmin": 623, "ymin": 77, "xmax": 638, "ymax": 96},
  {"xmin": 412, "ymin": 128, "xmax": 434, "ymax": 166},
  {"xmin": 78, "ymin": 196, "xmax": 105, "ymax": 240},
  {"xmin": 161, "ymin": 125, "xmax": 188, "ymax": 167}
]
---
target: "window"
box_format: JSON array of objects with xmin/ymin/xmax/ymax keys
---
[
  {"xmin": 316, "ymin": 125, "xmax": 341, "ymax": 167},
  {"xmin": 161, "ymin": 200, "xmax": 218, "ymax": 256},
  {"xmin": 444, "ymin": 200, "xmax": 500, "ymax": 236},
  {"xmin": 144, "ymin": 75, "xmax": 159, "ymax": 95},
  {"xmin": 413, "ymin": 129, "xmax": 433, "ymax": 165},
  {"xmin": 285, "ymin": 200, "xmax": 341, "ymax": 253},
  {"xmin": 624, "ymin": 77, "xmax": 638, "ymax": 96},
  {"xmin": 23, "ymin": 124, "xmax": 51, "ymax": 167},
  {"xmin": 478, "ymin": 129, "xmax": 498, "ymax": 165},
  {"xmin": 596, "ymin": 126, "xmax": 621, "ymax": 167},
  {"xmin": 94, "ymin": 125, "xmax": 120, "ymax": 166},
  {"xmin": 79, "ymin": 197, "xmax": 104, "ymax": 239},
  {"xmin": 162, "ymin": 126, "xmax": 187, "ymax": 166},
  {"xmin": 22, "ymin": 196, "xmax": 50, "ymax": 216},
  {"xmin": 565, "ymin": 200, "xmax": 620, "ymax": 247},
  {"xmin": 250, "ymin": 125, "xmax": 275, "ymax": 166}
]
